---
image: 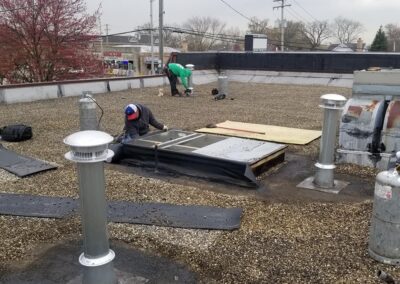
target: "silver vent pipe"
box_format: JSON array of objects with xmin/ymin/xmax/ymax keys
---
[
  {"xmin": 314, "ymin": 94, "xmax": 347, "ymax": 188},
  {"xmin": 218, "ymin": 74, "xmax": 228, "ymax": 96},
  {"xmin": 80, "ymin": 92, "xmax": 98, "ymax": 131},
  {"xmin": 297, "ymin": 94, "xmax": 349, "ymax": 194},
  {"xmin": 64, "ymin": 130, "xmax": 116, "ymax": 284}
]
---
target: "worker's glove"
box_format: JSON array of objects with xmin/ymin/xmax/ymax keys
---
[
  {"xmin": 185, "ymin": 89, "xmax": 192, "ymax": 96},
  {"xmin": 163, "ymin": 125, "xmax": 168, "ymax": 132}
]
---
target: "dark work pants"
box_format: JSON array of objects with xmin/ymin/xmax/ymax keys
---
[{"xmin": 165, "ymin": 68, "xmax": 179, "ymax": 95}]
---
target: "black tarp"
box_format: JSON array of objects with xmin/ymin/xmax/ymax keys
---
[
  {"xmin": 0, "ymin": 193, "xmax": 77, "ymax": 218},
  {"xmin": 0, "ymin": 144, "xmax": 57, "ymax": 177},
  {"xmin": 108, "ymin": 201, "xmax": 242, "ymax": 230},
  {"xmin": 119, "ymin": 142, "xmax": 258, "ymax": 188},
  {"xmin": 0, "ymin": 193, "xmax": 243, "ymax": 230}
]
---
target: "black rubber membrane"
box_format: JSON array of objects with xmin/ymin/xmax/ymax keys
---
[
  {"xmin": 108, "ymin": 201, "xmax": 243, "ymax": 230},
  {"xmin": 0, "ymin": 144, "xmax": 57, "ymax": 177},
  {"xmin": 0, "ymin": 193, "xmax": 242, "ymax": 230},
  {"xmin": 0, "ymin": 193, "xmax": 77, "ymax": 218},
  {"xmin": 110, "ymin": 131, "xmax": 259, "ymax": 188}
]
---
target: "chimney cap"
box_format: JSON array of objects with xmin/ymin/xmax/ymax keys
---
[
  {"xmin": 64, "ymin": 130, "xmax": 113, "ymax": 148},
  {"xmin": 64, "ymin": 131, "xmax": 114, "ymax": 163},
  {"xmin": 320, "ymin": 94, "xmax": 347, "ymax": 109}
]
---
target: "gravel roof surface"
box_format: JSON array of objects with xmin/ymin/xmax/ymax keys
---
[{"xmin": 0, "ymin": 82, "xmax": 395, "ymax": 283}]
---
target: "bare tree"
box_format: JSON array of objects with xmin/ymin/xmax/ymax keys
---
[
  {"xmin": 163, "ymin": 24, "xmax": 184, "ymax": 48},
  {"xmin": 213, "ymin": 27, "xmax": 243, "ymax": 51},
  {"xmin": 285, "ymin": 21, "xmax": 309, "ymax": 50},
  {"xmin": 268, "ymin": 21, "xmax": 308, "ymax": 50},
  {"xmin": 385, "ymin": 23, "xmax": 400, "ymax": 52},
  {"xmin": 301, "ymin": 20, "xmax": 331, "ymax": 50},
  {"xmin": 182, "ymin": 16, "xmax": 227, "ymax": 51},
  {"xmin": 137, "ymin": 22, "xmax": 183, "ymax": 48},
  {"xmin": 247, "ymin": 17, "xmax": 270, "ymax": 35},
  {"xmin": 332, "ymin": 17, "xmax": 364, "ymax": 44}
]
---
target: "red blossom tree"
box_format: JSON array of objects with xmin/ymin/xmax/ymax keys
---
[
  {"xmin": 0, "ymin": 0, "xmax": 102, "ymax": 83},
  {"xmin": 0, "ymin": 25, "xmax": 17, "ymax": 84}
]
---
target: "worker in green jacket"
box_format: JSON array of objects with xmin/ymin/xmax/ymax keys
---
[{"xmin": 164, "ymin": 63, "xmax": 192, "ymax": 96}]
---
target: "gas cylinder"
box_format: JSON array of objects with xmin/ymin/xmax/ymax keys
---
[{"xmin": 368, "ymin": 152, "xmax": 400, "ymax": 264}]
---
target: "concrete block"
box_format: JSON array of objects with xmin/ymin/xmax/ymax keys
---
[
  {"xmin": 62, "ymin": 81, "xmax": 107, "ymax": 97},
  {"xmin": 143, "ymin": 77, "xmax": 164, "ymax": 87},
  {"xmin": 3, "ymin": 85, "xmax": 59, "ymax": 104},
  {"xmin": 354, "ymin": 70, "xmax": 400, "ymax": 85},
  {"xmin": 109, "ymin": 80, "xmax": 130, "ymax": 92}
]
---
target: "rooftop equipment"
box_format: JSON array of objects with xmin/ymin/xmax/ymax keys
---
[
  {"xmin": 244, "ymin": 34, "xmax": 268, "ymax": 52},
  {"xmin": 338, "ymin": 69, "xmax": 400, "ymax": 169}
]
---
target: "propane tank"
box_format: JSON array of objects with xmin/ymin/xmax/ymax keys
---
[{"xmin": 368, "ymin": 151, "xmax": 400, "ymax": 265}]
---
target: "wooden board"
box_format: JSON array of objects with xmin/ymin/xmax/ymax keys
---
[{"xmin": 196, "ymin": 121, "xmax": 321, "ymax": 145}]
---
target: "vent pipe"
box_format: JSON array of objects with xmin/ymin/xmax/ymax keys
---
[
  {"xmin": 64, "ymin": 130, "xmax": 116, "ymax": 284},
  {"xmin": 297, "ymin": 94, "xmax": 349, "ymax": 193},
  {"xmin": 314, "ymin": 94, "xmax": 347, "ymax": 188},
  {"xmin": 218, "ymin": 74, "xmax": 228, "ymax": 97},
  {"xmin": 79, "ymin": 92, "xmax": 98, "ymax": 131}
]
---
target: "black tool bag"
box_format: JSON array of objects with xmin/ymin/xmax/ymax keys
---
[{"xmin": 0, "ymin": 124, "xmax": 33, "ymax": 142}]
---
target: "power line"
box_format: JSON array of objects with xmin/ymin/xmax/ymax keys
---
[
  {"xmin": 165, "ymin": 26, "xmax": 243, "ymax": 40},
  {"xmin": 106, "ymin": 28, "xmax": 153, "ymax": 37},
  {"xmin": 106, "ymin": 27, "xmax": 242, "ymax": 44},
  {"xmin": 287, "ymin": 6, "xmax": 310, "ymax": 23},
  {"xmin": 218, "ymin": 0, "xmax": 253, "ymax": 22},
  {"xmin": 107, "ymin": 25, "xmax": 319, "ymax": 48},
  {"xmin": 291, "ymin": 0, "xmax": 319, "ymax": 22}
]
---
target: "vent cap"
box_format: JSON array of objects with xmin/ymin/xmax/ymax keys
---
[{"xmin": 64, "ymin": 130, "xmax": 114, "ymax": 163}]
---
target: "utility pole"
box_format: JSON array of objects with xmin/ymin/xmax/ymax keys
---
[
  {"xmin": 159, "ymin": 0, "xmax": 164, "ymax": 70},
  {"xmin": 273, "ymin": 0, "xmax": 291, "ymax": 52},
  {"xmin": 98, "ymin": 15, "xmax": 104, "ymax": 60},
  {"xmin": 150, "ymin": 0, "xmax": 155, "ymax": 75},
  {"xmin": 105, "ymin": 24, "xmax": 109, "ymax": 44}
]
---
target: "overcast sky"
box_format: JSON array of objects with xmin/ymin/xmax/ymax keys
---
[{"xmin": 86, "ymin": 0, "xmax": 400, "ymax": 45}]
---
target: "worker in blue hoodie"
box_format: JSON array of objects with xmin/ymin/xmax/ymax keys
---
[{"xmin": 164, "ymin": 63, "xmax": 192, "ymax": 96}]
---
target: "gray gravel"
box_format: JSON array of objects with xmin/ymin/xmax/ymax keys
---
[{"xmin": 0, "ymin": 82, "xmax": 395, "ymax": 283}]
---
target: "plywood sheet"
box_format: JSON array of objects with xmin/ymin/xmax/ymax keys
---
[{"xmin": 196, "ymin": 121, "xmax": 321, "ymax": 145}]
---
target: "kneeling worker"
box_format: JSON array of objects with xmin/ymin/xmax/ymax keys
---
[
  {"xmin": 164, "ymin": 63, "xmax": 192, "ymax": 96},
  {"xmin": 122, "ymin": 103, "xmax": 168, "ymax": 143}
]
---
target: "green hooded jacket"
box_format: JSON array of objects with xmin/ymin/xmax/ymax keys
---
[{"xmin": 167, "ymin": 63, "xmax": 192, "ymax": 89}]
